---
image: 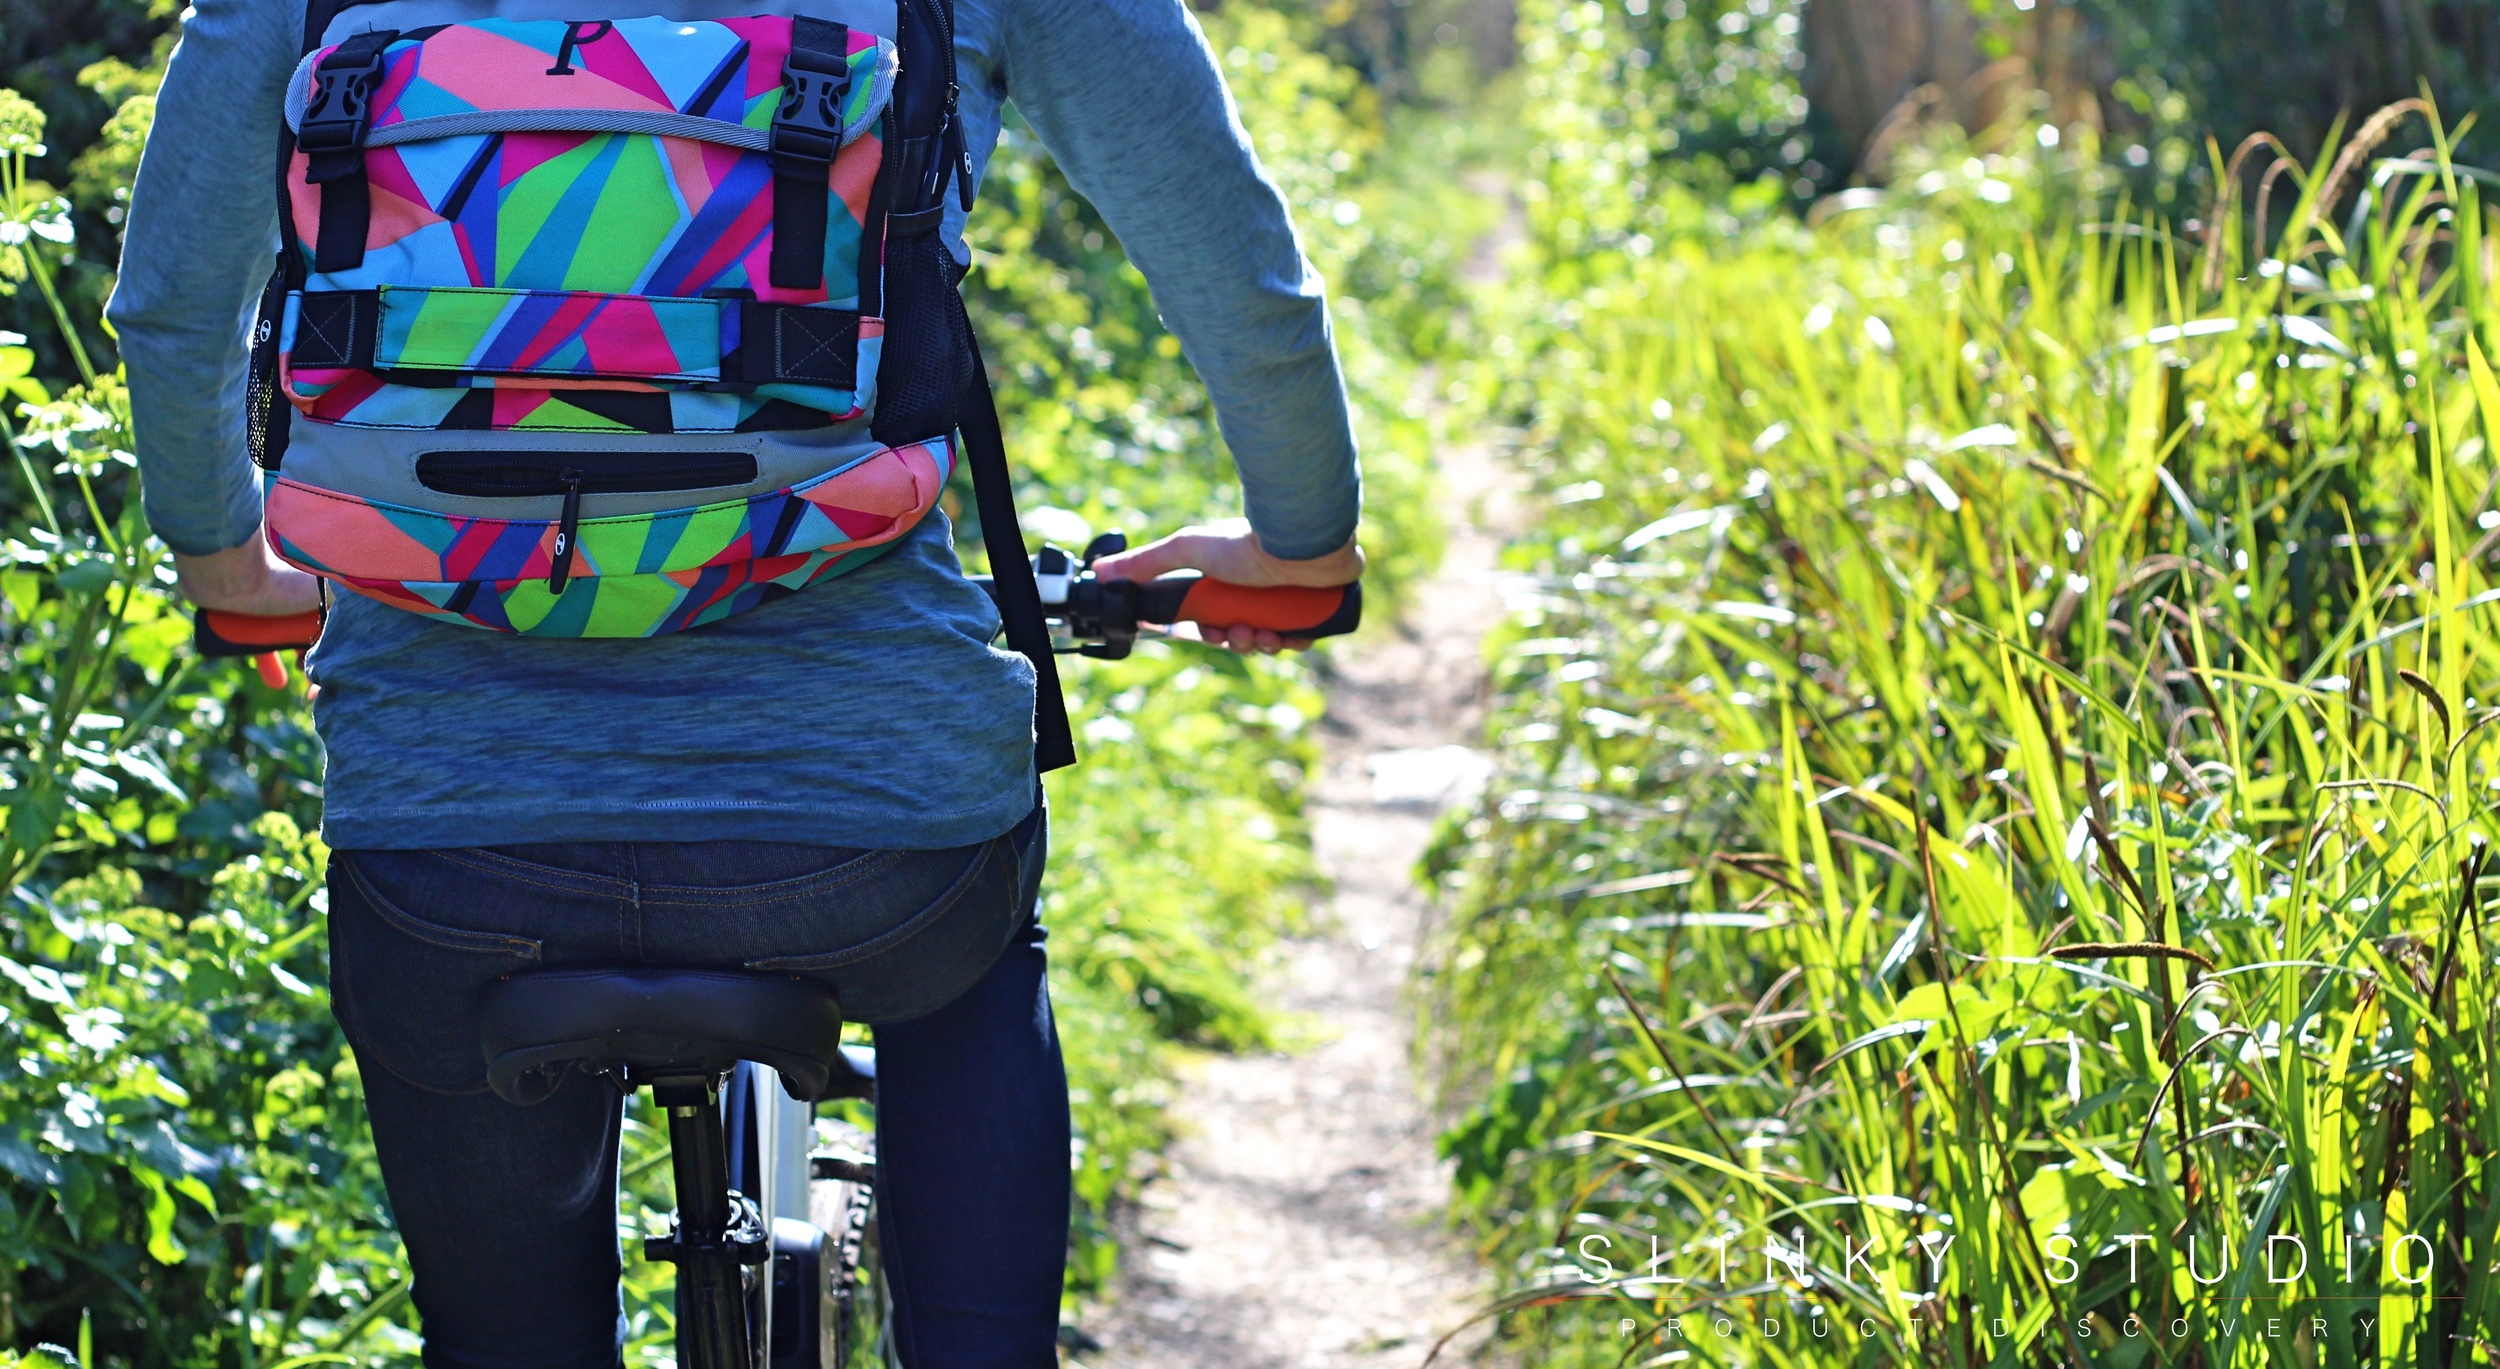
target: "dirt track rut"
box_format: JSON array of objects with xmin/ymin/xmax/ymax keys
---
[{"xmin": 1076, "ymin": 429, "xmax": 1518, "ymax": 1368}]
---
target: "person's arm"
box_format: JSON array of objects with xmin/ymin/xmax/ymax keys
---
[
  {"xmin": 976, "ymin": 0, "xmax": 1362, "ymax": 647},
  {"xmin": 105, "ymin": 0, "xmax": 320, "ymax": 616}
]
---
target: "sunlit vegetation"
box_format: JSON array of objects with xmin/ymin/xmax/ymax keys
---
[
  {"xmin": 1424, "ymin": 2, "xmax": 2500, "ymax": 1361},
  {"xmin": 0, "ymin": 3, "xmax": 1465, "ymax": 1364}
]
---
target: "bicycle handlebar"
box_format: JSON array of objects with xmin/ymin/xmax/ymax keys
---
[
  {"xmin": 1113, "ymin": 574, "xmax": 1362, "ymax": 638},
  {"xmin": 195, "ymin": 608, "xmax": 325, "ymax": 658},
  {"xmin": 969, "ymin": 567, "xmax": 1360, "ymax": 659},
  {"xmin": 195, "ymin": 607, "xmax": 325, "ymax": 688},
  {"xmin": 192, "ymin": 563, "xmax": 1361, "ymax": 669}
]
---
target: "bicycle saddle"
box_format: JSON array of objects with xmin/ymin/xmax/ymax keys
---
[{"xmin": 481, "ymin": 967, "xmax": 847, "ymax": 1106}]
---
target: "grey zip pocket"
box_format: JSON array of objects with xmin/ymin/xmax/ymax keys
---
[{"xmin": 414, "ymin": 451, "xmax": 760, "ymax": 593}]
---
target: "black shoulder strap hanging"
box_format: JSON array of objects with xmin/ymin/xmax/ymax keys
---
[
  {"xmin": 302, "ymin": 0, "xmax": 373, "ymax": 48},
  {"xmin": 960, "ymin": 330, "xmax": 1075, "ymax": 772},
  {"xmin": 886, "ymin": 0, "xmax": 1063, "ymax": 767},
  {"xmin": 767, "ymin": 18, "xmax": 852, "ymax": 290}
]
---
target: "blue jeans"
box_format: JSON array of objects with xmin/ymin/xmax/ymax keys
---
[{"xmin": 325, "ymin": 801, "xmax": 1064, "ymax": 1369}]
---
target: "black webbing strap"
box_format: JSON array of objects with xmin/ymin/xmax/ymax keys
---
[
  {"xmin": 292, "ymin": 288, "xmax": 860, "ymax": 388},
  {"xmin": 300, "ymin": 29, "xmax": 397, "ymax": 274},
  {"xmin": 885, "ymin": 201, "xmax": 945, "ymax": 237},
  {"xmin": 732, "ymin": 300, "xmax": 858, "ymax": 386},
  {"xmin": 880, "ymin": 126, "xmax": 952, "ymax": 238},
  {"xmin": 768, "ymin": 18, "xmax": 851, "ymax": 291},
  {"xmin": 290, "ymin": 290, "xmax": 379, "ymax": 369},
  {"xmin": 960, "ymin": 330, "xmax": 1075, "ymax": 771}
]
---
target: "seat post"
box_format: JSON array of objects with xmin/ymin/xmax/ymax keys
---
[
  {"xmin": 660, "ymin": 1075, "xmax": 734, "ymax": 1237},
  {"xmin": 646, "ymin": 1074, "xmax": 761, "ymax": 1369}
]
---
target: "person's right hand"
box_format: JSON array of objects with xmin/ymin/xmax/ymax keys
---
[
  {"xmin": 1089, "ymin": 518, "xmax": 1362, "ymax": 654},
  {"xmin": 174, "ymin": 531, "xmax": 322, "ymax": 617}
]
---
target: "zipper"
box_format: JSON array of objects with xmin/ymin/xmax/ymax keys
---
[
  {"xmin": 415, "ymin": 451, "xmax": 757, "ymax": 496},
  {"xmin": 949, "ymin": 80, "xmax": 972, "ymax": 211},
  {"xmin": 412, "ymin": 451, "xmax": 760, "ymax": 595},
  {"xmin": 905, "ymin": 0, "xmax": 957, "ymax": 105},
  {"xmin": 547, "ymin": 468, "xmax": 584, "ymax": 595}
]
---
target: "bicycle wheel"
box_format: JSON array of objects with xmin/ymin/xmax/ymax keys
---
[{"xmin": 809, "ymin": 1118, "xmax": 887, "ymax": 1367}]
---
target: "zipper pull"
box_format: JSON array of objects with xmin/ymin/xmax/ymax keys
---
[
  {"xmin": 547, "ymin": 468, "xmax": 584, "ymax": 595},
  {"xmin": 947, "ymin": 84, "xmax": 974, "ymax": 212}
]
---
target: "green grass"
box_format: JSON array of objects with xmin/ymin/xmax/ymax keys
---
[
  {"xmin": 1426, "ymin": 51, "xmax": 2500, "ymax": 1368},
  {"xmin": 0, "ymin": 4, "xmax": 1473, "ymax": 1364}
]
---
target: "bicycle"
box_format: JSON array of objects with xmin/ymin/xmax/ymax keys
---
[{"xmin": 195, "ymin": 540, "xmax": 1361, "ymax": 1369}]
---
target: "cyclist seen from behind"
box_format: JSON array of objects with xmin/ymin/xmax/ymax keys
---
[{"xmin": 109, "ymin": 0, "xmax": 1363, "ymax": 1363}]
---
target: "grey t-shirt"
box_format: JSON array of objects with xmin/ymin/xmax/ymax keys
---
[{"xmin": 108, "ymin": 0, "xmax": 1361, "ymax": 850}]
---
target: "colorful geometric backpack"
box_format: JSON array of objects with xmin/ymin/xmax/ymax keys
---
[{"xmin": 249, "ymin": 0, "xmax": 1072, "ymax": 761}]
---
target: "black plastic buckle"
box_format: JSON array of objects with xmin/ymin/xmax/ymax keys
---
[
  {"xmin": 771, "ymin": 49, "xmax": 850, "ymax": 178},
  {"xmin": 299, "ymin": 48, "xmax": 388, "ymax": 181}
]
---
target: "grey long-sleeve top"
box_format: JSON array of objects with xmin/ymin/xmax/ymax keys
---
[{"xmin": 108, "ymin": 0, "xmax": 1361, "ymax": 851}]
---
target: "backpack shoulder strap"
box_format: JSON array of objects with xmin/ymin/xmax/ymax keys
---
[
  {"xmin": 887, "ymin": 0, "xmax": 1075, "ymax": 771},
  {"xmin": 302, "ymin": 0, "xmax": 373, "ymax": 50},
  {"xmin": 962, "ymin": 331, "xmax": 1077, "ymax": 773}
]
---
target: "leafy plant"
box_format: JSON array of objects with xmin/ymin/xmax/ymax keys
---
[
  {"xmin": 0, "ymin": 1, "xmax": 1465, "ymax": 1363},
  {"xmin": 1429, "ymin": 78, "xmax": 2499, "ymax": 1368}
]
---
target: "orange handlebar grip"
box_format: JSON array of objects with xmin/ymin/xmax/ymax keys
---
[
  {"xmin": 203, "ymin": 609, "xmax": 325, "ymax": 650},
  {"xmin": 1168, "ymin": 579, "xmax": 1362, "ymax": 638}
]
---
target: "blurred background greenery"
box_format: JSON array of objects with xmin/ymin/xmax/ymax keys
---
[
  {"xmin": 1428, "ymin": 0, "xmax": 2500, "ymax": 1364},
  {"xmin": 0, "ymin": 0, "xmax": 1482, "ymax": 1362},
  {"xmin": 3, "ymin": 0, "xmax": 2499, "ymax": 1365}
]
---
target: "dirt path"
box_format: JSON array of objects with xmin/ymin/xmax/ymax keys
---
[{"xmin": 1074, "ymin": 429, "xmax": 1519, "ymax": 1367}]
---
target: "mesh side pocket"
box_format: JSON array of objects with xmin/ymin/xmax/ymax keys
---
[
  {"xmin": 870, "ymin": 230, "xmax": 973, "ymax": 446},
  {"xmin": 246, "ymin": 264, "xmax": 291, "ymax": 470}
]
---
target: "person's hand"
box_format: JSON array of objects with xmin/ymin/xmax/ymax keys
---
[
  {"xmin": 1090, "ymin": 518, "xmax": 1363, "ymax": 654},
  {"xmin": 174, "ymin": 532, "xmax": 323, "ymax": 618}
]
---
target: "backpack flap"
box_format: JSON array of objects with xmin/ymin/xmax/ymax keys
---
[{"xmin": 271, "ymin": 17, "xmax": 900, "ymax": 436}]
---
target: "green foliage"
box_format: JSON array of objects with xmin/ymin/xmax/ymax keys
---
[
  {"xmin": 0, "ymin": 0, "xmax": 1464, "ymax": 1362},
  {"xmin": 0, "ymin": 0, "xmax": 167, "ymax": 388},
  {"xmin": 1, "ymin": 816, "xmax": 400, "ymax": 1369},
  {"xmin": 0, "ymin": 75, "xmax": 366, "ymax": 1352},
  {"xmin": 955, "ymin": 0, "xmax": 1478, "ymax": 1302},
  {"xmin": 1529, "ymin": 0, "xmax": 1806, "ymax": 183},
  {"xmin": 1433, "ymin": 40, "xmax": 2500, "ymax": 1364},
  {"xmin": 1512, "ymin": 0, "xmax": 1810, "ymax": 298}
]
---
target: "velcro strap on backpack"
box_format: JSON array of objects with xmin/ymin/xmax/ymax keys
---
[
  {"xmin": 767, "ymin": 18, "xmax": 852, "ymax": 291},
  {"xmin": 300, "ymin": 29, "xmax": 398, "ymax": 274},
  {"xmin": 292, "ymin": 287, "xmax": 858, "ymax": 388}
]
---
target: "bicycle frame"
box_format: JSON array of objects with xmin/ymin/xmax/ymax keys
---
[
  {"xmin": 722, "ymin": 1063, "xmax": 820, "ymax": 1365},
  {"xmin": 624, "ymin": 1063, "xmax": 846, "ymax": 1369}
]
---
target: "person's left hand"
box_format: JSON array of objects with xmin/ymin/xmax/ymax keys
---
[
  {"xmin": 1089, "ymin": 518, "xmax": 1363, "ymax": 655},
  {"xmin": 174, "ymin": 530, "xmax": 323, "ymax": 617}
]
